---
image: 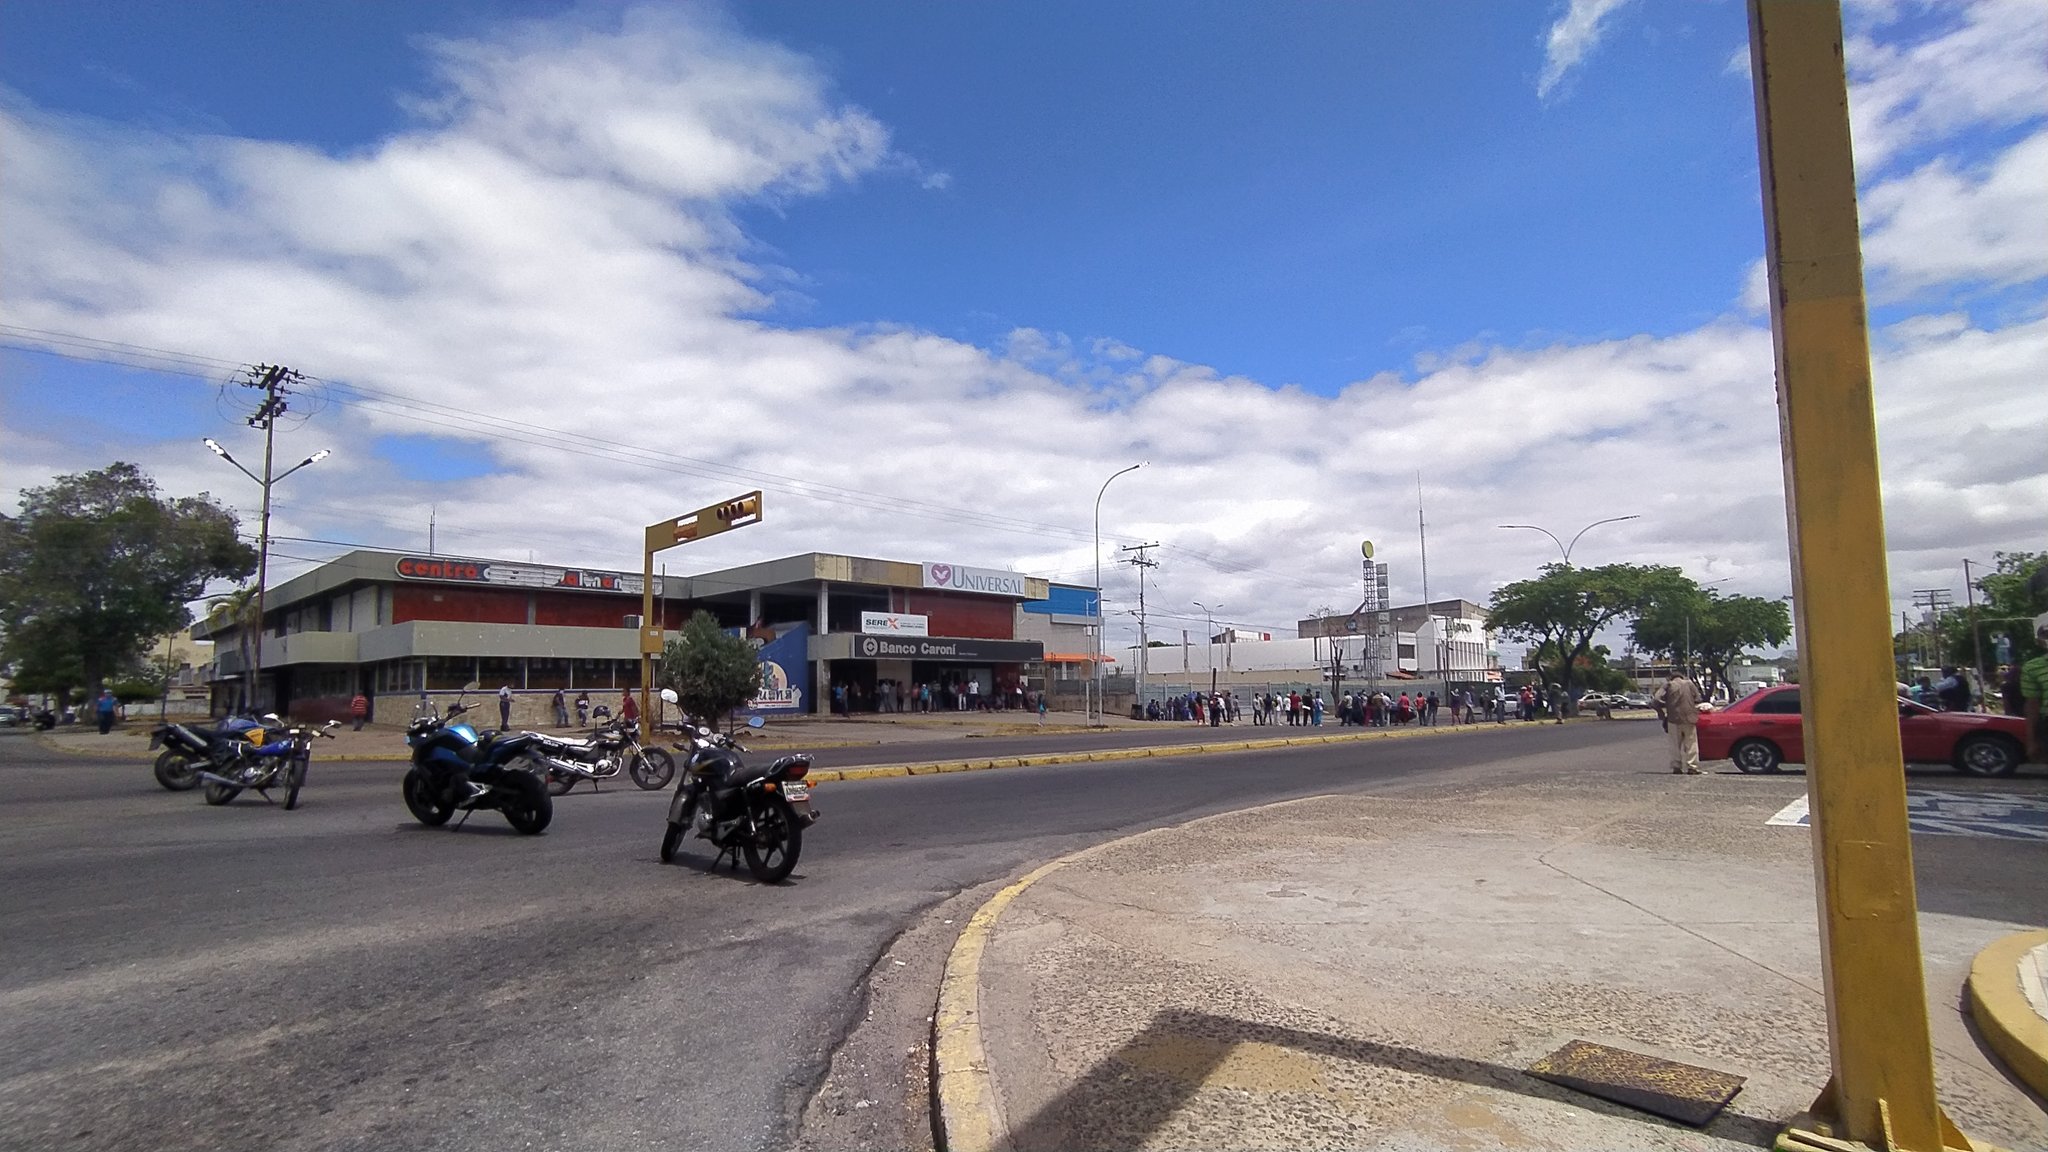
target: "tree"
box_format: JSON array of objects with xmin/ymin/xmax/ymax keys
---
[
  {"xmin": 1632, "ymin": 590, "xmax": 1791, "ymax": 697},
  {"xmin": 206, "ymin": 584, "xmax": 261, "ymax": 710},
  {"xmin": 656, "ymin": 611, "xmax": 762, "ymax": 727},
  {"xmin": 1487, "ymin": 563, "xmax": 1686, "ymax": 693},
  {"xmin": 0, "ymin": 464, "xmax": 256, "ymax": 699}
]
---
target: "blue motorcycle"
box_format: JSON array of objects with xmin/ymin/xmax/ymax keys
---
[
  {"xmin": 196, "ymin": 716, "xmax": 339, "ymax": 810},
  {"xmin": 402, "ymin": 698, "xmax": 553, "ymax": 835}
]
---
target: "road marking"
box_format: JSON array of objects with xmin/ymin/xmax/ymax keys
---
[{"xmin": 1767, "ymin": 790, "xmax": 2048, "ymax": 841}]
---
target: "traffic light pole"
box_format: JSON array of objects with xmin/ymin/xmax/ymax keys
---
[
  {"xmin": 1749, "ymin": 4, "xmax": 1967, "ymax": 1147},
  {"xmin": 639, "ymin": 492, "xmax": 763, "ymax": 741}
]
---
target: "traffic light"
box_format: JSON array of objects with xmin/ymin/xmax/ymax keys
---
[{"xmin": 667, "ymin": 490, "xmax": 763, "ymax": 544}]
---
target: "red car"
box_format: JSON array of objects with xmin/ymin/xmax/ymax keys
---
[{"xmin": 1696, "ymin": 686, "xmax": 2032, "ymax": 777}]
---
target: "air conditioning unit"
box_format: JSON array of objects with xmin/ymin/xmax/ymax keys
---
[{"xmin": 623, "ymin": 614, "xmax": 643, "ymax": 629}]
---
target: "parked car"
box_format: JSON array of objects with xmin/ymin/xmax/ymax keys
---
[
  {"xmin": 1620, "ymin": 693, "xmax": 1652, "ymax": 708},
  {"xmin": 1696, "ymin": 686, "xmax": 2031, "ymax": 776},
  {"xmin": 0, "ymin": 705, "xmax": 21, "ymax": 727}
]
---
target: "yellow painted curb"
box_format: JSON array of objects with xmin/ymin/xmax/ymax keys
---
[{"xmin": 1967, "ymin": 928, "xmax": 2048, "ymax": 1099}]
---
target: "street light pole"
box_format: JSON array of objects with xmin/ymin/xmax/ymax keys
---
[
  {"xmin": 1092, "ymin": 463, "xmax": 1143, "ymax": 723},
  {"xmin": 1193, "ymin": 601, "xmax": 1220, "ymax": 699},
  {"xmin": 203, "ymin": 429, "xmax": 328, "ymax": 716},
  {"xmin": 1497, "ymin": 515, "xmax": 1642, "ymax": 566}
]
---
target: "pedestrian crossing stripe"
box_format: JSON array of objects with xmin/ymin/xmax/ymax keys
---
[{"xmin": 1767, "ymin": 791, "xmax": 2048, "ymax": 842}]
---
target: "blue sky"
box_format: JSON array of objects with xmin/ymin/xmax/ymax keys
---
[{"xmin": 1, "ymin": 1, "xmax": 2042, "ymax": 644}]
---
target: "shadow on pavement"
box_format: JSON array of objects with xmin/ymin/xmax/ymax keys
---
[{"xmin": 1002, "ymin": 1008, "xmax": 1786, "ymax": 1151}]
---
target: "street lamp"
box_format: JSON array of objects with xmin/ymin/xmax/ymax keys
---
[
  {"xmin": 1497, "ymin": 515, "xmax": 1641, "ymax": 566},
  {"xmin": 203, "ymin": 436, "xmax": 332, "ymax": 714},
  {"xmin": 1092, "ymin": 462, "xmax": 1143, "ymax": 722},
  {"xmin": 1193, "ymin": 600, "xmax": 1221, "ymax": 699}
]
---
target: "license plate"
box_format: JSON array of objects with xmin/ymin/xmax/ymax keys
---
[{"xmin": 783, "ymin": 783, "xmax": 809, "ymax": 801}]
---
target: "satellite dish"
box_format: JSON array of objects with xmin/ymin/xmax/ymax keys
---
[{"xmin": 1361, "ymin": 540, "xmax": 1375, "ymax": 559}]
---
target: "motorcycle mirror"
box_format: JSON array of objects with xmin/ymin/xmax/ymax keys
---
[
  {"xmin": 262, "ymin": 713, "xmax": 284, "ymax": 726},
  {"xmin": 746, "ymin": 715, "xmax": 766, "ymax": 730},
  {"xmin": 659, "ymin": 688, "xmax": 679, "ymax": 705},
  {"xmin": 462, "ymin": 680, "xmax": 480, "ymax": 692}
]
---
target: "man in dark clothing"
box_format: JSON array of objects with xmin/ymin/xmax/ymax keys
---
[{"xmin": 95, "ymin": 690, "xmax": 117, "ymax": 734}]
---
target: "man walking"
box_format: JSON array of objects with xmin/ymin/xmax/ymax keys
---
[
  {"xmin": 552, "ymin": 688, "xmax": 568, "ymax": 728},
  {"xmin": 350, "ymin": 691, "xmax": 370, "ymax": 731},
  {"xmin": 498, "ymin": 684, "xmax": 513, "ymax": 730},
  {"xmin": 95, "ymin": 688, "xmax": 117, "ymax": 734},
  {"xmin": 1652, "ymin": 669, "xmax": 1706, "ymax": 775}
]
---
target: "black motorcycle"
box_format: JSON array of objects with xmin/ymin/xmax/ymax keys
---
[
  {"xmin": 195, "ymin": 718, "xmax": 339, "ymax": 809},
  {"xmin": 658, "ymin": 716, "xmax": 818, "ymax": 883},
  {"xmin": 402, "ymin": 699, "xmax": 553, "ymax": 835},
  {"xmin": 530, "ymin": 716, "xmax": 675, "ymax": 795},
  {"xmin": 149, "ymin": 714, "xmax": 267, "ymax": 791}
]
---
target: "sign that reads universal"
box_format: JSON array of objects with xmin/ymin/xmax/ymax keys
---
[
  {"xmin": 920, "ymin": 562, "xmax": 1028, "ymax": 597},
  {"xmin": 860, "ymin": 611, "xmax": 929, "ymax": 637}
]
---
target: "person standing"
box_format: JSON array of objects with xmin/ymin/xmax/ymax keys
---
[
  {"xmin": 2022, "ymin": 615, "xmax": 2048, "ymax": 765},
  {"xmin": 94, "ymin": 688, "xmax": 117, "ymax": 734},
  {"xmin": 552, "ymin": 688, "xmax": 568, "ymax": 728},
  {"xmin": 1426, "ymin": 691, "xmax": 1440, "ymax": 727},
  {"xmin": 350, "ymin": 691, "xmax": 370, "ymax": 732},
  {"xmin": 574, "ymin": 691, "xmax": 590, "ymax": 726},
  {"xmin": 1548, "ymin": 683, "xmax": 1567, "ymax": 725},
  {"xmin": 1651, "ymin": 669, "xmax": 1706, "ymax": 775},
  {"xmin": 498, "ymin": 684, "xmax": 513, "ymax": 730},
  {"xmin": 1310, "ymin": 692, "xmax": 1323, "ymax": 726},
  {"xmin": 620, "ymin": 687, "xmax": 639, "ymax": 727}
]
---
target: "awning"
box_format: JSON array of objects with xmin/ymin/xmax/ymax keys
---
[{"xmin": 1045, "ymin": 653, "xmax": 1115, "ymax": 664}]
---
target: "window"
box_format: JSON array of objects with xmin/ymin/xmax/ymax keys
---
[
  {"xmin": 573, "ymin": 658, "xmax": 613, "ymax": 689},
  {"xmin": 1753, "ymin": 689, "xmax": 1801, "ymax": 714},
  {"xmin": 478, "ymin": 656, "xmax": 524, "ymax": 690},
  {"xmin": 527, "ymin": 658, "xmax": 571, "ymax": 689},
  {"xmin": 425, "ymin": 656, "xmax": 477, "ymax": 690},
  {"xmin": 374, "ymin": 659, "xmax": 423, "ymax": 695}
]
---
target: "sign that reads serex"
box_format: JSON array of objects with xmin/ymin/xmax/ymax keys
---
[
  {"xmin": 860, "ymin": 612, "xmax": 929, "ymax": 637},
  {"xmin": 921, "ymin": 562, "xmax": 1028, "ymax": 597}
]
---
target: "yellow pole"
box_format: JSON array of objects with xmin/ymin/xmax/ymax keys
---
[
  {"xmin": 641, "ymin": 543, "xmax": 655, "ymax": 744},
  {"xmin": 1748, "ymin": 4, "xmax": 1963, "ymax": 1148}
]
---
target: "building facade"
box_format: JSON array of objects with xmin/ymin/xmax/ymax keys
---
[{"xmin": 198, "ymin": 550, "xmax": 1094, "ymax": 722}]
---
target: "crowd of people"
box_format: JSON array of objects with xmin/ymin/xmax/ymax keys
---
[
  {"xmin": 828, "ymin": 676, "xmax": 1040, "ymax": 716},
  {"xmin": 1140, "ymin": 684, "xmax": 1544, "ymax": 728}
]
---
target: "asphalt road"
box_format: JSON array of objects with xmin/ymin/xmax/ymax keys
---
[{"xmin": 2, "ymin": 723, "xmax": 2034, "ymax": 1152}]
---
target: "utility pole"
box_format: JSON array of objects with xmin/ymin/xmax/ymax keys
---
[
  {"xmin": 1910, "ymin": 588, "xmax": 1953, "ymax": 668},
  {"xmin": 1417, "ymin": 474, "xmax": 1448, "ymax": 702},
  {"xmin": 1120, "ymin": 543, "xmax": 1159, "ymax": 708},
  {"xmin": 203, "ymin": 364, "xmax": 324, "ymax": 716},
  {"xmin": 1961, "ymin": 559, "xmax": 1986, "ymax": 693}
]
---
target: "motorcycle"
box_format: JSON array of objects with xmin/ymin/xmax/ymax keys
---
[
  {"xmin": 530, "ymin": 716, "xmax": 676, "ymax": 795},
  {"xmin": 194, "ymin": 717, "xmax": 340, "ymax": 809},
  {"xmin": 401, "ymin": 693, "xmax": 554, "ymax": 835},
  {"xmin": 149, "ymin": 714, "xmax": 267, "ymax": 791},
  {"xmin": 658, "ymin": 711, "xmax": 818, "ymax": 883}
]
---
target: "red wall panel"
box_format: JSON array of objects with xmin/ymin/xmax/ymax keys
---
[
  {"xmin": 902, "ymin": 592, "xmax": 1014, "ymax": 640},
  {"xmin": 535, "ymin": 593, "xmax": 638, "ymax": 628},
  {"xmin": 392, "ymin": 586, "xmax": 528, "ymax": 625}
]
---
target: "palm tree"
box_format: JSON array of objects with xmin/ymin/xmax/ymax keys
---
[{"xmin": 205, "ymin": 584, "xmax": 260, "ymax": 715}]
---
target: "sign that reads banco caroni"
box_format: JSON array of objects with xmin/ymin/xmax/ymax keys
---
[{"xmin": 853, "ymin": 635, "xmax": 1042, "ymax": 663}]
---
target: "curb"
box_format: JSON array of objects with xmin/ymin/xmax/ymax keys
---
[
  {"xmin": 815, "ymin": 718, "xmax": 1544, "ymax": 784},
  {"xmin": 930, "ymin": 796, "xmax": 1332, "ymax": 1152},
  {"xmin": 1967, "ymin": 928, "xmax": 2048, "ymax": 1099}
]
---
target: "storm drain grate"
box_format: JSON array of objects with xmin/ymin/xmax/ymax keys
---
[{"xmin": 1528, "ymin": 1039, "xmax": 1746, "ymax": 1128}]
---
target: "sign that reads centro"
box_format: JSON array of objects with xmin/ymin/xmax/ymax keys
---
[
  {"xmin": 860, "ymin": 611, "xmax": 930, "ymax": 637},
  {"xmin": 854, "ymin": 635, "xmax": 1042, "ymax": 663},
  {"xmin": 393, "ymin": 556, "xmax": 663, "ymax": 596},
  {"xmin": 920, "ymin": 562, "xmax": 1029, "ymax": 597}
]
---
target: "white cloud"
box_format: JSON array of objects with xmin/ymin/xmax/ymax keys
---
[
  {"xmin": 1846, "ymin": 0, "xmax": 2048, "ymax": 173},
  {"xmin": 1536, "ymin": 0, "xmax": 1636, "ymax": 100},
  {"xmin": 1, "ymin": 3, "xmax": 2042, "ymax": 649},
  {"xmin": 1861, "ymin": 128, "xmax": 2048, "ymax": 299}
]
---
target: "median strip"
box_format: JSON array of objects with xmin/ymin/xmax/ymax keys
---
[{"xmin": 807, "ymin": 719, "xmax": 1565, "ymax": 783}]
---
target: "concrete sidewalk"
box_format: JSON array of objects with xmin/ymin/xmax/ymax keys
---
[{"xmin": 943, "ymin": 744, "xmax": 2048, "ymax": 1150}]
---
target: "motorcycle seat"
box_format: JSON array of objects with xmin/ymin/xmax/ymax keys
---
[{"xmin": 768, "ymin": 755, "xmax": 812, "ymax": 774}]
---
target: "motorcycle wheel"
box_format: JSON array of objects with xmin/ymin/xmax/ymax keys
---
[
  {"xmin": 630, "ymin": 748, "xmax": 675, "ymax": 791},
  {"xmin": 283, "ymin": 754, "xmax": 308, "ymax": 811},
  {"xmin": 154, "ymin": 751, "xmax": 201, "ymax": 792},
  {"xmin": 546, "ymin": 770, "xmax": 575, "ymax": 797},
  {"xmin": 742, "ymin": 800, "xmax": 802, "ymax": 884},
  {"xmin": 402, "ymin": 767, "xmax": 454, "ymax": 826},
  {"xmin": 660, "ymin": 794, "xmax": 696, "ymax": 864},
  {"xmin": 203, "ymin": 780, "xmax": 242, "ymax": 806},
  {"xmin": 502, "ymin": 773, "xmax": 553, "ymax": 835}
]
